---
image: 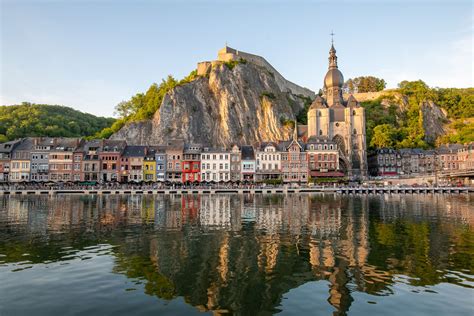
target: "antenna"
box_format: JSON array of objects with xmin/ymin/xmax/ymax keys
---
[{"xmin": 330, "ymin": 31, "xmax": 335, "ymax": 44}]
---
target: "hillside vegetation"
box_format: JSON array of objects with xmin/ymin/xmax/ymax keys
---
[
  {"xmin": 0, "ymin": 103, "xmax": 115, "ymax": 142},
  {"xmin": 94, "ymin": 71, "xmax": 199, "ymax": 139},
  {"xmin": 360, "ymin": 80, "xmax": 473, "ymax": 149}
]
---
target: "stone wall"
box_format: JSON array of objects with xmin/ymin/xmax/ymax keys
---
[{"xmin": 217, "ymin": 46, "xmax": 315, "ymax": 99}]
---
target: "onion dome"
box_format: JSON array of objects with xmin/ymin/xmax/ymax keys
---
[{"xmin": 324, "ymin": 44, "xmax": 344, "ymax": 88}]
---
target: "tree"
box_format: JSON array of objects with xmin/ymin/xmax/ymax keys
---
[
  {"xmin": 370, "ymin": 124, "xmax": 397, "ymax": 148},
  {"xmin": 344, "ymin": 76, "xmax": 386, "ymax": 93}
]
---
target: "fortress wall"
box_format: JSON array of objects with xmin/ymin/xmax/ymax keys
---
[
  {"xmin": 343, "ymin": 90, "xmax": 397, "ymax": 102},
  {"xmin": 234, "ymin": 50, "xmax": 315, "ymax": 99},
  {"xmin": 216, "ymin": 48, "xmax": 315, "ymax": 99}
]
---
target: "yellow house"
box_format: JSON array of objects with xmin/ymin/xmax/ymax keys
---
[{"xmin": 143, "ymin": 154, "xmax": 156, "ymax": 182}]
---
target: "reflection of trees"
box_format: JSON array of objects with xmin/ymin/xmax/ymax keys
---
[{"xmin": 0, "ymin": 194, "xmax": 472, "ymax": 314}]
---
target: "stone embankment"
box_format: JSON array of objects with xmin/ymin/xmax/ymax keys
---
[{"xmin": 1, "ymin": 187, "xmax": 472, "ymax": 195}]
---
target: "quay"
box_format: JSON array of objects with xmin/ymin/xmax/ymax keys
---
[{"xmin": 0, "ymin": 186, "xmax": 472, "ymax": 195}]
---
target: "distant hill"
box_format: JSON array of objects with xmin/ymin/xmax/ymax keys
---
[{"xmin": 0, "ymin": 103, "xmax": 115, "ymax": 142}]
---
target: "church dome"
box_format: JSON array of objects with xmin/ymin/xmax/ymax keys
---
[{"xmin": 324, "ymin": 68, "xmax": 344, "ymax": 88}]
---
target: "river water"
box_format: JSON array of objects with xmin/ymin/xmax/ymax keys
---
[{"xmin": 0, "ymin": 194, "xmax": 472, "ymax": 315}]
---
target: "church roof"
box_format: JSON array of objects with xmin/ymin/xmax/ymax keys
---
[
  {"xmin": 346, "ymin": 94, "xmax": 359, "ymax": 108},
  {"xmin": 324, "ymin": 68, "xmax": 344, "ymax": 88},
  {"xmin": 309, "ymin": 95, "xmax": 327, "ymax": 110}
]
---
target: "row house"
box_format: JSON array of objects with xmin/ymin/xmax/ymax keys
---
[
  {"xmin": 458, "ymin": 143, "xmax": 474, "ymax": 170},
  {"xmin": 30, "ymin": 138, "xmax": 55, "ymax": 182},
  {"xmin": 279, "ymin": 139, "xmax": 308, "ymax": 183},
  {"xmin": 368, "ymin": 143, "xmax": 474, "ymax": 177},
  {"xmin": 82, "ymin": 140, "xmax": 101, "ymax": 181},
  {"xmin": 143, "ymin": 148, "xmax": 157, "ymax": 182},
  {"xmin": 241, "ymin": 146, "xmax": 256, "ymax": 181},
  {"xmin": 154, "ymin": 146, "xmax": 167, "ymax": 182},
  {"xmin": 255, "ymin": 142, "xmax": 281, "ymax": 181},
  {"xmin": 48, "ymin": 138, "xmax": 83, "ymax": 182},
  {"xmin": 437, "ymin": 144, "xmax": 463, "ymax": 171},
  {"xmin": 166, "ymin": 141, "xmax": 184, "ymax": 182},
  {"xmin": 306, "ymin": 137, "xmax": 342, "ymax": 179},
  {"xmin": 0, "ymin": 139, "xmax": 23, "ymax": 182},
  {"xmin": 201, "ymin": 148, "xmax": 230, "ymax": 182},
  {"xmin": 230, "ymin": 144, "xmax": 242, "ymax": 181},
  {"xmin": 120, "ymin": 145, "xmax": 147, "ymax": 182},
  {"xmin": 368, "ymin": 148, "xmax": 401, "ymax": 177},
  {"xmin": 100, "ymin": 140, "xmax": 126, "ymax": 182},
  {"xmin": 10, "ymin": 138, "xmax": 34, "ymax": 182},
  {"xmin": 182, "ymin": 144, "xmax": 202, "ymax": 182}
]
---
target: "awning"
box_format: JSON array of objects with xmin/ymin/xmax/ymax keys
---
[
  {"xmin": 310, "ymin": 171, "xmax": 345, "ymax": 177},
  {"xmin": 380, "ymin": 172, "xmax": 398, "ymax": 176}
]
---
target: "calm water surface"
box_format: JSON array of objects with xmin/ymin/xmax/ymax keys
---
[{"xmin": 0, "ymin": 194, "xmax": 473, "ymax": 315}]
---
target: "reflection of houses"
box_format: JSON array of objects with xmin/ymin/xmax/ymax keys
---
[
  {"xmin": 4, "ymin": 193, "xmax": 472, "ymax": 316},
  {"xmin": 200, "ymin": 195, "xmax": 232, "ymax": 228}
]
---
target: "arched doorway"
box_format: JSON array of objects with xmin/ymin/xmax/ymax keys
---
[{"xmin": 333, "ymin": 134, "xmax": 346, "ymax": 155}]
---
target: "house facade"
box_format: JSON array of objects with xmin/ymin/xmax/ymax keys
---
[{"xmin": 255, "ymin": 142, "xmax": 281, "ymax": 181}]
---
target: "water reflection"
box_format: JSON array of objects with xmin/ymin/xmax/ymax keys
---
[{"xmin": 0, "ymin": 194, "xmax": 472, "ymax": 315}]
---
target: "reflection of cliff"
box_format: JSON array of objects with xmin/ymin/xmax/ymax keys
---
[{"xmin": 0, "ymin": 194, "xmax": 472, "ymax": 315}]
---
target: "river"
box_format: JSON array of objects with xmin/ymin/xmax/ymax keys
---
[{"xmin": 0, "ymin": 194, "xmax": 472, "ymax": 315}]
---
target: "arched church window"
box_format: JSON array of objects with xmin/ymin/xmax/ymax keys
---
[
  {"xmin": 353, "ymin": 129, "xmax": 357, "ymax": 135},
  {"xmin": 353, "ymin": 110, "xmax": 356, "ymax": 116},
  {"xmin": 319, "ymin": 130, "xmax": 323, "ymax": 136}
]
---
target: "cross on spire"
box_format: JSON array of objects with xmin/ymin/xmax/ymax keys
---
[{"xmin": 330, "ymin": 31, "xmax": 335, "ymax": 44}]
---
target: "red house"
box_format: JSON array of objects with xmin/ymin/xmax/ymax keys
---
[{"xmin": 182, "ymin": 144, "xmax": 202, "ymax": 183}]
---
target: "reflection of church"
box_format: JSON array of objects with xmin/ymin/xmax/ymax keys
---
[{"xmin": 304, "ymin": 44, "xmax": 368, "ymax": 179}]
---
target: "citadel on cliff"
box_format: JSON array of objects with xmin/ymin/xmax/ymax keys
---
[{"xmin": 208, "ymin": 43, "xmax": 368, "ymax": 179}]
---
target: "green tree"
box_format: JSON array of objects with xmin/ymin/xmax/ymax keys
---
[{"xmin": 370, "ymin": 124, "xmax": 397, "ymax": 148}]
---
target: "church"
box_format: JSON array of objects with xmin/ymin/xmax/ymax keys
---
[{"xmin": 304, "ymin": 43, "xmax": 368, "ymax": 179}]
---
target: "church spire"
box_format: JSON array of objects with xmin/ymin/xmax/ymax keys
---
[{"xmin": 329, "ymin": 44, "xmax": 338, "ymax": 69}]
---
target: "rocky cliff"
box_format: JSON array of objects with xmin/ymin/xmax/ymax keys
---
[{"xmin": 111, "ymin": 61, "xmax": 309, "ymax": 146}]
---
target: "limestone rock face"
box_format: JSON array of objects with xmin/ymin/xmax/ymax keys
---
[
  {"xmin": 421, "ymin": 100, "xmax": 447, "ymax": 143},
  {"xmin": 111, "ymin": 62, "xmax": 309, "ymax": 146}
]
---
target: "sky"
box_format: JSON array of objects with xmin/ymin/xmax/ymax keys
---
[{"xmin": 1, "ymin": 0, "xmax": 472, "ymax": 117}]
